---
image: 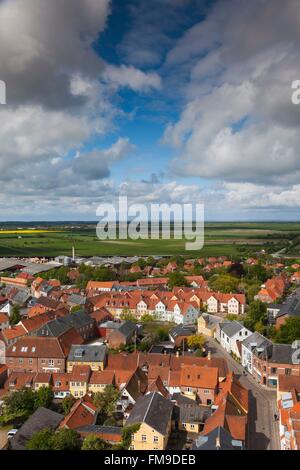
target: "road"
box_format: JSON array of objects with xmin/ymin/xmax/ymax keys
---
[{"xmin": 207, "ymin": 338, "xmax": 281, "ymax": 450}]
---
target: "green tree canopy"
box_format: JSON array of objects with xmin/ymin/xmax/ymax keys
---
[
  {"xmin": 81, "ymin": 434, "xmax": 109, "ymax": 450},
  {"xmin": 168, "ymin": 272, "xmax": 188, "ymax": 290},
  {"xmin": 61, "ymin": 395, "xmax": 76, "ymax": 416},
  {"xmin": 34, "ymin": 386, "xmax": 54, "ymax": 409},
  {"xmin": 93, "ymin": 385, "xmax": 119, "ymax": 418},
  {"xmin": 26, "ymin": 428, "xmax": 54, "ymax": 450},
  {"xmin": 208, "ymin": 274, "xmax": 239, "ymax": 293},
  {"xmin": 275, "ymin": 317, "xmax": 300, "ymax": 344},
  {"xmin": 187, "ymin": 334, "xmax": 206, "ymax": 351},
  {"xmin": 10, "ymin": 304, "xmax": 21, "ymax": 325},
  {"xmin": 51, "ymin": 428, "xmax": 81, "ymax": 450}
]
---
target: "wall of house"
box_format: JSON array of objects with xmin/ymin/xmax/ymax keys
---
[
  {"xmin": 67, "ymin": 360, "xmax": 104, "ymax": 373},
  {"xmin": 130, "ymin": 422, "xmax": 170, "ymax": 451}
]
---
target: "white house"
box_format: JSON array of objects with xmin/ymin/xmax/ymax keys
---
[
  {"xmin": 241, "ymin": 332, "xmax": 272, "ymax": 374},
  {"xmin": 172, "ymin": 303, "xmax": 199, "ymax": 325},
  {"xmin": 217, "ymin": 321, "xmax": 251, "ymax": 358}
]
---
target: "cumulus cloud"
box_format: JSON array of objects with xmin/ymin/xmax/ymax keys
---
[
  {"xmin": 164, "ymin": 0, "xmax": 300, "ymax": 194},
  {"xmin": 103, "ymin": 64, "xmax": 161, "ymax": 92}
]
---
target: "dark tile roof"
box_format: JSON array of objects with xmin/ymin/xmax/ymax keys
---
[
  {"xmin": 76, "ymin": 425, "xmax": 122, "ymax": 435},
  {"xmin": 220, "ymin": 321, "xmax": 245, "ymax": 338},
  {"xmin": 117, "ymin": 320, "xmax": 136, "ymax": 339},
  {"xmin": 169, "ymin": 325, "xmax": 195, "ymax": 339},
  {"xmin": 10, "ymin": 407, "xmax": 63, "ymax": 450},
  {"xmin": 191, "ymin": 426, "xmax": 243, "ymax": 450},
  {"xmin": 126, "ymin": 391, "xmax": 173, "ymax": 435},
  {"xmin": 68, "ymin": 344, "xmax": 107, "ymax": 363},
  {"xmin": 36, "ymin": 310, "xmax": 94, "ymax": 337}
]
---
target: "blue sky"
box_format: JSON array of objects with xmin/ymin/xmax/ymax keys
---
[{"xmin": 0, "ymin": 0, "xmax": 300, "ymax": 221}]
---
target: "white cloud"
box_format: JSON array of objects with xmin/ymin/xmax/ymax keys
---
[
  {"xmin": 103, "ymin": 64, "xmax": 161, "ymax": 92},
  {"xmin": 164, "ymin": 0, "xmax": 300, "ymax": 187}
]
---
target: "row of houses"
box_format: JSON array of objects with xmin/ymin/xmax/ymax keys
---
[{"xmin": 197, "ymin": 313, "xmax": 300, "ymax": 390}]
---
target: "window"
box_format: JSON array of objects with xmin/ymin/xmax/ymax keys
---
[
  {"xmin": 153, "ymin": 436, "xmax": 159, "ymax": 443},
  {"xmin": 271, "ymin": 367, "xmax": 277, "ymax": 374},
  {"xmin": 190, "ymin": 424, "xmax": 195, "ymax": 430},
  {"xmin": 29, "ymin": 358, "xmax": 33, "ymax": 364},
  {"xmin": 48, "ymin": 359, "xmax": 54, "ymax": 366},
  {"xmin": 204, "ymin": 389, "xmax": 210, "ymax": 394},
  {"xmin": 285, "ymin": 368, "xmax": 291, "ymax": 376},
  {"xmin": 142, "ymin": 435, "xmax": 147, "ymax": 442}
]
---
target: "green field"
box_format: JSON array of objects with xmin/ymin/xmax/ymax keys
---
[{"xmin": 0, "ymin": 222, "xmax": 299, "ymax": 257}]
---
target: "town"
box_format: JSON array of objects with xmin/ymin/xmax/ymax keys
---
[{"xmin": 0, "ymin": 252, "xmax": 299, "ymax": 451}]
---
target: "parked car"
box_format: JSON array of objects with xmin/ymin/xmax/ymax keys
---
[{"xmin": 7, "ymin": 429, "xmax": 18, "ymax": 439}]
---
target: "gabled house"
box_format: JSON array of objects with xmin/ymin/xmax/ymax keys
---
[
  {"xmin": 126, "ymin": 391, "xmax": 173, "ymax": 450},
  {"xmin": 241, "ymin": 332, "xmax": 272, "ymax": 374},
  {"xmin": 217, "ymin": 321, "xmax": 251, "ymax": 358}
]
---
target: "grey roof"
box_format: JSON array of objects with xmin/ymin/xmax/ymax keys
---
[
  {"xmin": 176, "ymin": 403, "xmax": 211, "ymax": 424},
  {"xmin": 11, "ymin": 289, "xmax": 31, "ymax": 305},
  {"xmin": 276, "ymin": 295, "xmax": 300, "ymax": 319},
  {"xmin": 242, "ymin": 331, "xmax": 272, "ymax": 351},
  {"xmin": 201, "ymin": 313, "xmax": 223, "ymax": 328},
  {"xmin": 10, "ymin": 407, "xmax": 63, "ymax": 450},
  {"xmin": 126, "ymin": 392, "xmax": 173, "ymax": 435},
  {"xmin": 254, "ymin": 342, "xmax": 298, "ymax": 364},
  {"xmin": 220, "ymin": 321, "xmax": 245, "ymax": 338},
  {"xmin": 192, "ymin": 426, "xmax": 243, "ymax": 450},
  {"xmin": 117, "ymin": 321, "xmax": 136, "ymax": 339},
  {"xmin": 169, "ymin": 325, "xmax": 195, "ymax": 339},
  {"xmin": 68, "ymin": 344, "xmax": 107, "ymax": 363},
  {"xmin": 36, "ymin": 310, "xmax": 93, "ymax": 337},
  {"xmin": 68, "ymin": 294, "xmax": 86, "ymax": 305}
]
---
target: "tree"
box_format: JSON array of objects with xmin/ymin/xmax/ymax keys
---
[
  {"xmin": 141, "ymin": 313, "xmax": 155, "ymax": 323},
  {"xmin": 70, "ymin": 305, "xmax": 82, "ymax": 313},
  {"xmin": 51, "ymin": 428, "xmax": 81, "ymax": 450},
  {"xmin": 118, "ymin": 424, "xmax": 141, "ymax": 450},
  {"xmin": 168, "ymin": 272, "xmax": 188, "ymax": 290},
  {"xmin": 1, "ymin": 388, "xmax": 36, "ymax": 423},
  {"xmin": 34, "ymin": 386, "xmax": 54, "ymax": 409},
  {"xmin": 81, "ymin": 434, "xmax": 108, "ymax": 450},
  {"xmin": 187, "ymin": 334, "xmax": 206, "ymax": 351},
  {"xmin": 61, "ymin": 395, "xmax": 76, "ymax": 415},
  {"xmin": 120, "ymin": 309, "xmax": 137, "ymax": 323},
  {"xmin": 208, "ymin": 274, "xmax": 239, "ymax": 293},
  {"xmin": 10, "ymin": 304, "xmax": 21, "ymax": 325},
  {"xmin": 275, "ymin": 317, "xmax": 300, "ymax": 344},
  {"xmin": 93, "ymin": 385, "xmax": 119, "ymax": 418},
  {"xmin": 26, "ymin": 428, "xmax": 54, "ymax": 450},
  {"xmin": 244, "ymin": 300, "xmax": 267, "ymax": 331}
]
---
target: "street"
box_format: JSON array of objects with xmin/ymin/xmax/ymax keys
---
[{"xmin": 207, "ymin": 338, "xmax": 281, "ymax": 450}]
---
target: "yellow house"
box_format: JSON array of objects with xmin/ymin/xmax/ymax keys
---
[
  {"xmin": 88, "ymin": 370, "xmax": 115, "ymax": 394},
  {"xmin": 197, "ymin": 313, "xmax": 223, "ymax": 337},
  {"xmin": 126, "ymin": 392, "xmax": 173, "ymax": 450},
  {"xmin": 69, "ymin": 365, "xmax": 91, "ymax": 398},
  {"xmin": 33, "ymin": 373, "xmax": 52, "ymax": 391},
  {"xmin": 67, "ymin": 344, "xmax": 107, "ymax": 373}
]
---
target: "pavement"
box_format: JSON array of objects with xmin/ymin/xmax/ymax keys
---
[{"xmin": 207, "ymin": 338, "xmax": 281, "ymax": 450}]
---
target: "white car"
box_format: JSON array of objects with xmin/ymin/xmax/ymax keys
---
[{"xmin": 7, "ymin": 429, "xmax": 18, "ymax": 439}]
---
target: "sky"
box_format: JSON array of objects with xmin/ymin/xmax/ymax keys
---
[{"xmin": 0, "ymin": 0, "xmax": 300, "ymax": 221}]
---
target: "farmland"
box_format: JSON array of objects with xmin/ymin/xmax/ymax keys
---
[{"xmin": 0, "ymin": 222, "xmax": 299, "ymax": 258}]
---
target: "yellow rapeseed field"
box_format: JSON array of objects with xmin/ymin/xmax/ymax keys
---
[{"xmin": 0, "ymin": 230, "xmax": 62, "ymax": 234}]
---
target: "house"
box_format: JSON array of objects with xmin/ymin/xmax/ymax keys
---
[
  {"xmin": 36, "ymin": 310, "xmax": 96, "ymax": 342},
  {"xmin": 86, "ymin": 281, "xmax": 117, "ymax": 295},
  {"xmin": 172, "ymin": 394, "xmax": 211, "ymax": 433},
  {"xmin": 126, "ymin": 391, "xmax": 173, "ymax": 450},
  {"xmin": 197, "ymin": 313, "xmax": 223, "ymax": 338},
  {"xmin": 277, "ymin": 376, "xmax": 300, "ymax": 450},
  {"xmin": 33, "ymin": 372, "xmax": 52, "ymax": 391},
  {"xmin": 67, "ymin": 344, "xmax": 107, "ymax": 372},
  {"xmin": 206, "ymin": 293, "xmax": 246, "ymax": 315},
  {"xmin": 107, "ymin": 320, "xmax": 136, "ymax": 349},
  {"xmin": 241, "ymin": 332, "xmax": 272, "ymax": 374},
  {"xmin": 179, "ymin": 365, "xmax": 219, "ymax": 404},
  {"xmin": 9, "ymin": 407, "xmax": 64, "ymax": 450},
  {"xmin": 60, "ymin": 397, "xmax": 97, "ymax": 430},
  {"xmin": 0, "ymin": 300, "xmax": 13, "ymax": 317},
  {"xmin": 6, "ymin": 331, "xmax": 80, "ymax": 374},
  {"xmin": 69, "ymin": 365, "xmax": 91, "ymax": 398},
  {"xmin": 251, "ymin": 341, "xmax": 300, "ymax": 388},
  {"xmin": 192, "ymin": 426, "xmax": 244, "ymax": 450},
  {"xmin": 169, "ymin": 325, "xmax": 196, "ymax": 348},
  {"xmin": 275, "ymin": 294, "xmax": 300, "ymax": 329},
  {"xmin": 0, "ymin": 313, "xmax": 9, "ymax": 332},
  {"xmin": 88, "ymin": 370, "xmax": 115, "ymax": 394},
  {"xmin": 117, "ymin": 367, "xmax": 148, "ymax": 415},
  {"xmin": 217, "ymin": 321, "xmax": 251, "ymax": 358},
  {"xmin": 255, "ymin": 275, "xmax": 287, "ymax": 304},
  {"xmin": 52, "ymin": 372, "xmax": 70, "ymax": 399}
]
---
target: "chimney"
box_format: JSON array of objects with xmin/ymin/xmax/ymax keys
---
[
  {"xmin": 176, "ymin": 350, "xmax": 180, "ymax": 357},
  {"xmin": 215, "ymin": 437, "xmax": 221, "ymax": 449},
  {"xmin": 207, "ymin": 350, "xmax": 211, "ymax": 361},
  {"xmin": 72, "ymin": 246, "xmax": 75, "ymax": 262}
]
